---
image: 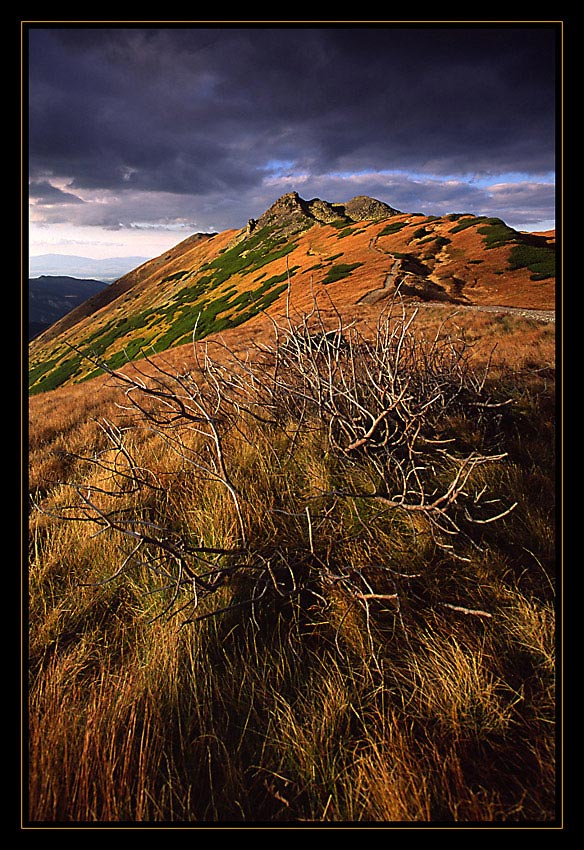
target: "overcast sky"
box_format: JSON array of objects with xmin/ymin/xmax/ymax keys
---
[{"xmin": 27, "ymin": 23, "xmax": 559, "ymax": 260}]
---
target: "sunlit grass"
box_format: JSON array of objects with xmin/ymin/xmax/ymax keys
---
[{"xmin": 26, "ymin": 310, "xmax": 557, "ymax": 825}]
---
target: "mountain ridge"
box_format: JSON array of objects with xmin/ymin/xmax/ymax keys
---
[
  {"xmin": 28, "ymin": 275, "xmax": 109, "ymax": 340},
  {"xmin": 28, "ymin": 192, "xmax": 555, "ymax": 395}
]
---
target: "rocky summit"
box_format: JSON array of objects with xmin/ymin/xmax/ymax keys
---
[{"xmin": 246, "ymin": 191, "xmax": 401, "ymax": 238}]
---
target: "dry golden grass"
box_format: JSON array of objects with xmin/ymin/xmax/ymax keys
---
[{"xmin": 26, "ymin": 305, "xmax": 558, "ymax": 825}]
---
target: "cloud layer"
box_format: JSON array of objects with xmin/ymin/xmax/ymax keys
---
[{"xmin": 28, "ymin": 24, "xmax": 558, "ymax": 247}]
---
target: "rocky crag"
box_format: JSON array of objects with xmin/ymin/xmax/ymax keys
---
[{"xmin": 245, "ymin": 191, "xmax": 401, "ymax": 238}]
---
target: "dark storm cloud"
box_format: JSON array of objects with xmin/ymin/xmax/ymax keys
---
[
  {"xmin": 29, "ymin": 180, "xmax": 84, "ymax": 204},
  {"xmin": 27, "ymin": 23, "xmax": 558, "ymax": 231}
]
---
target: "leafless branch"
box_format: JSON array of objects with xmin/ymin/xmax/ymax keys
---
[{"xmin": 43, "ymin": 289, "xmax": 516, "ymax": 631}]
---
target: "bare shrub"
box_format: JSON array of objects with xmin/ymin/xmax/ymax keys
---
[{"xmin": 35, "ymin": 292, "xmax": 516, "ymax": 638}]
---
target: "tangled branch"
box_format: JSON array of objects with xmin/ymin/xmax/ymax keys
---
[{"xmin": 35, "ymin": 291, "xmax": 516, "ymax": 632}]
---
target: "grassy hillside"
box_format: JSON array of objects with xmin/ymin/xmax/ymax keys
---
[
  {"xmin": 28, "ymin": 197, "xmax": 555, "ymax": 396},
  {"xmin": 27, "ymin": 292, "xmax": 557, "ymax": 824}
]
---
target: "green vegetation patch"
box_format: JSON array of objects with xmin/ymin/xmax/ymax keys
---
[
  {"xmin": 449, "ymin": 216, "xmax": 481, "ymax": 233},
  {"xmin": 201, "ymin": 226, "xmax": 298, "ymax": 288},
  {"xmin": 29, "ymin": 355, "xmax": 62, "ymax": 390},
  {"xmin": 80, "ymin": 319, "xmax": 127, "ymax": 360},
  {"xmin": 417, "ymin": 235, "xmax": 451, "ymax": 249},
  {"xmin": 82, "ymin": 335, "xmax": 158, "ymax": 381},
  {"xmin": 446, "ymin": 213, "xmax": 473, "ymax": 222},
  {"xmin": 30, "ymin": 350, "xmax": 83, "ymax": 394},
  {"xmin": 160, "ymin": 270, "xmax": 192, "ymax": 284},
  {"xmin": 128, "ymin": 265, "xmax": 297, "ymax": 351},
  {"xmin": 446, "ymin": 215, "xmax": 554, "ymax": 278},
  {"xmin": 248, "ymin": 241, "xmax": 297, "ymax": 273},
  {"xmin": 476, "ymin": 218, "xmax": 517, "ymax": 249},
  {"xmin": 412, "ymin": 227, "xmax": 430, "ymax": 240},
  {"xmin": 508, "ymin": 244, "xmax": 555, "ymax": 280},
  {"xmin": 322, "ymin": 262, "xmax": 364, "ymax": 285},
  {"xmin": 378, "ymin": 221, "xmax": 408, "ymax": 237},
  {"xmin": 30, "ymin": 259, "xmax": 299, "ymax": 393},
  {"xmin": 29, "ymin": 225, "xmax": 309, "ymax": 394},
  {"xmin": 448, "ymin": 216, "xmax": 516, "ymax": 249},
  {"xmin": 229, "ymin": 269, "xmax": 295, "ymax": 309},
  {"xmin": 181, "ymin": 280, "xmax": 290, "ymax": 345},
  {"xmin": 336, "ymin": 226, "xmax": 365, "ymax": 239}
]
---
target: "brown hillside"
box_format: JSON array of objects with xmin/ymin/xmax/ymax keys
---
[{"xmin": 28, "ymin": 194, "xmax": 556, "ymax": 395}]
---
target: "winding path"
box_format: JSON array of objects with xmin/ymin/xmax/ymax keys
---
[
  {"xmin": 358, "ymin": 259, "xmax": 402, "ymax": 305},
  {"xmin": 362, "ymin": 234, "xmax": 555, "ymax": 323}
]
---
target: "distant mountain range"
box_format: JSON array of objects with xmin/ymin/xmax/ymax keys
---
[
  {"xmin": 28, "ymin": 192, "xmax": 556, "ymax": 395},
  {"xmin": 29, "ymin": 254, "xmax": 150, "ymax": 281},
  {"xmin": 28, "ymin": 275, "xmax": 109, "ymax": 340}
]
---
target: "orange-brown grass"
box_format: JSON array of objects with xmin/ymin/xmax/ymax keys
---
[
  {"xmin": 26, "ymin": 308, "xmax": 557, "ymax": 824},
  {"xmin": 84, "ymin": 296, "xmax": 554, "ymax": 392}
]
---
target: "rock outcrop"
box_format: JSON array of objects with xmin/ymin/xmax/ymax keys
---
[
  {"xmin": 344, "ymin": 195, "xmax": 401, "ymax": 221},
  {"xmin": 246, "ymin": 191, "xmax": 401, "ymax": 240},
  {"xmin": 253, "ymin": 191, "xmax": 317, "ymax": 236},
  {"xmin": 305, "ymin": 197, "xmax": 348, "ymax": 224}
]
